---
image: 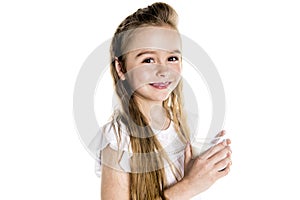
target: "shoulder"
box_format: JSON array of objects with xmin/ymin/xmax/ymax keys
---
[
  {"xmin": 89, "ymin": 117, "xmax": 131, "ymax": 157},
  {"xmin": 88, "ymin": 116, "xmax": 133, "ymax": 175}
]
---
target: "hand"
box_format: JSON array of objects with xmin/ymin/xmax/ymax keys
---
[{"xmin": 183, "ymin": 130, "xmax": 232, "ymax": 198}]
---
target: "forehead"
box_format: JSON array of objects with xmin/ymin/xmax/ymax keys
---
[{"xmin": 123, "ymin": 26, "xmax": 182, "ymax": 55}]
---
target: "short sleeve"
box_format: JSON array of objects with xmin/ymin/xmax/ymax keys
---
[{"xmin": 88, "ymin": 120, "xmax": 132, "ymax": 177}]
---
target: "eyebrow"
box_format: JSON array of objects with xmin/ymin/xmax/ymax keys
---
[{"xmin": 135, "ymin": 49, "xmax": 182, "ymax": 58}]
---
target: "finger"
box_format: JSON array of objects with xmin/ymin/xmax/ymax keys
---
[
  {"xmin": 201, "ymin": 139, "xmax": 228, "ymax": 160},
  {"xmin": 216, "ymin": 130, "xmax": 226, "ymax": 138},
  {"xmin": 184, "ymin": 143, "xmax": 192, "ymax": 167},
  {"xmin": 209, "ymin": 146, "xmax": 231, "ymax": 164},
  {"xmin": 226, "ymin": 138, "xmax": 231, "ymax": 145},
  {"xmin": 215, "ymin": 163, "xmax": 231, "ymax": 180},
  {"xmin": 215, "ymin": 130, "xmax": 227, "ymax": 143},
  {"xmin": 214, "ymin": 156, "xmax": 232, "ymax": 172}
]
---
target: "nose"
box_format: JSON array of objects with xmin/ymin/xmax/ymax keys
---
[{"xmin": 156, "ymin": 64, "xmax": 169, "ymax": 78}]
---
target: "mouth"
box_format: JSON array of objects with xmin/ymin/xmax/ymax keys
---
[{"xmin": 149, "ymin": 81, "xmax": 172, "ymax": 89}]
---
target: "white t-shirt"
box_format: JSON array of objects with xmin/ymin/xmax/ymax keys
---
[{"xmin": 88, "ymin": 118, "xmax": 186, "ymax": 187}]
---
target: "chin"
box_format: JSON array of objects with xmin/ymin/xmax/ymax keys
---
[{"xmin": 150, "ymin": 93, "xmax": 171, "ymax": 102}]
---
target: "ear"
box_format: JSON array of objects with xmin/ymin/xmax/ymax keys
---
[{"xmin": 115, "ymin": 57, "xmax": 126, "ymax": 80}]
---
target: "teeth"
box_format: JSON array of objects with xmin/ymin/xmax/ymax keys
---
[
  {"xmin": 151, "ymin": 82, "xmax": 170, "ymax": 87},
  {"xmin": 154, "ymin": 83, "xmax": 165, "ymax": 86}
]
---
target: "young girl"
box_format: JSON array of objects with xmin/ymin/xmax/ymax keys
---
[{"xmin": 93, "ymin": 2, "xmax": 232, "ymax": 199}]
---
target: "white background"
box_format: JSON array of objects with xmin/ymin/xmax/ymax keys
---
[{"xmin": 1, "ymin": 0, "xmax": 299, "ymax": 199}]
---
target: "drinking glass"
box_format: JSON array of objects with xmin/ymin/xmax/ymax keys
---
[{"xmin": 191, "ymin": 136, "xmax": 224, "ymax": 159}]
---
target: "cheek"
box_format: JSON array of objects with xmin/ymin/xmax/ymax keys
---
[
  {"xmin": 169, "ymin": 64, "xmax": 182, "ymax": 79},
  {"xmin": 127, "ymin": 67, "xmax": 154, "ymax": 90},
  {"xmin": 169, "ymin": 62, "xmax": 182, "ymax": 74},
  {"xmin": 170, "ymin": 64, "xmax": 182, "ymax": 88},
  {"xmin": 175, "ymin": 66, "xmax": 182, "ymax": 74}
]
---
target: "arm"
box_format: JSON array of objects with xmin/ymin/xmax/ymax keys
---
[
  {"xmin": 101, "ymin": 146, "xmax": 130, "ymax": 200},
  {"xmin": 100, "ymin": 132, "xmax": 232, "ymax": 200},
  {"xmin": 101, "ymin": 164, "xmax": 130, "ymax": 200},
  {"xmin": 164, "ymin": 133, "xmax": 232, "ymax": 200}
]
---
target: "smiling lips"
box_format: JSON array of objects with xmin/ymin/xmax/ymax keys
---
[{"xmin": 149, "ymin": 81, "xmax": 172, "ymax": 89}]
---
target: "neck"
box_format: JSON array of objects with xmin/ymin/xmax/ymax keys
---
[{"xmin": 133, "ymin": 96, "xmax": 170, "ymax": 130}]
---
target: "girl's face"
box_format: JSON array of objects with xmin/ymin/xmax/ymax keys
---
[{"xmin": 120, "ymin": 26, "xmax": 182, "ymax": 103}]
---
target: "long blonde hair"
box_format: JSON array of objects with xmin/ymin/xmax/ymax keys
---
[{"xmin": 109, "ymin": 2, "xmax": 190, "ymax": 199}]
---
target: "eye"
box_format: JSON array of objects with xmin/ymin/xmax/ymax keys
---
[
  {"xmin": 168, "ymin": 56, "xmax": 179, "ymax": 62},
  {"xmin": 142, "ymin": 58, "xmax": 155, "ymax": 63}
]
